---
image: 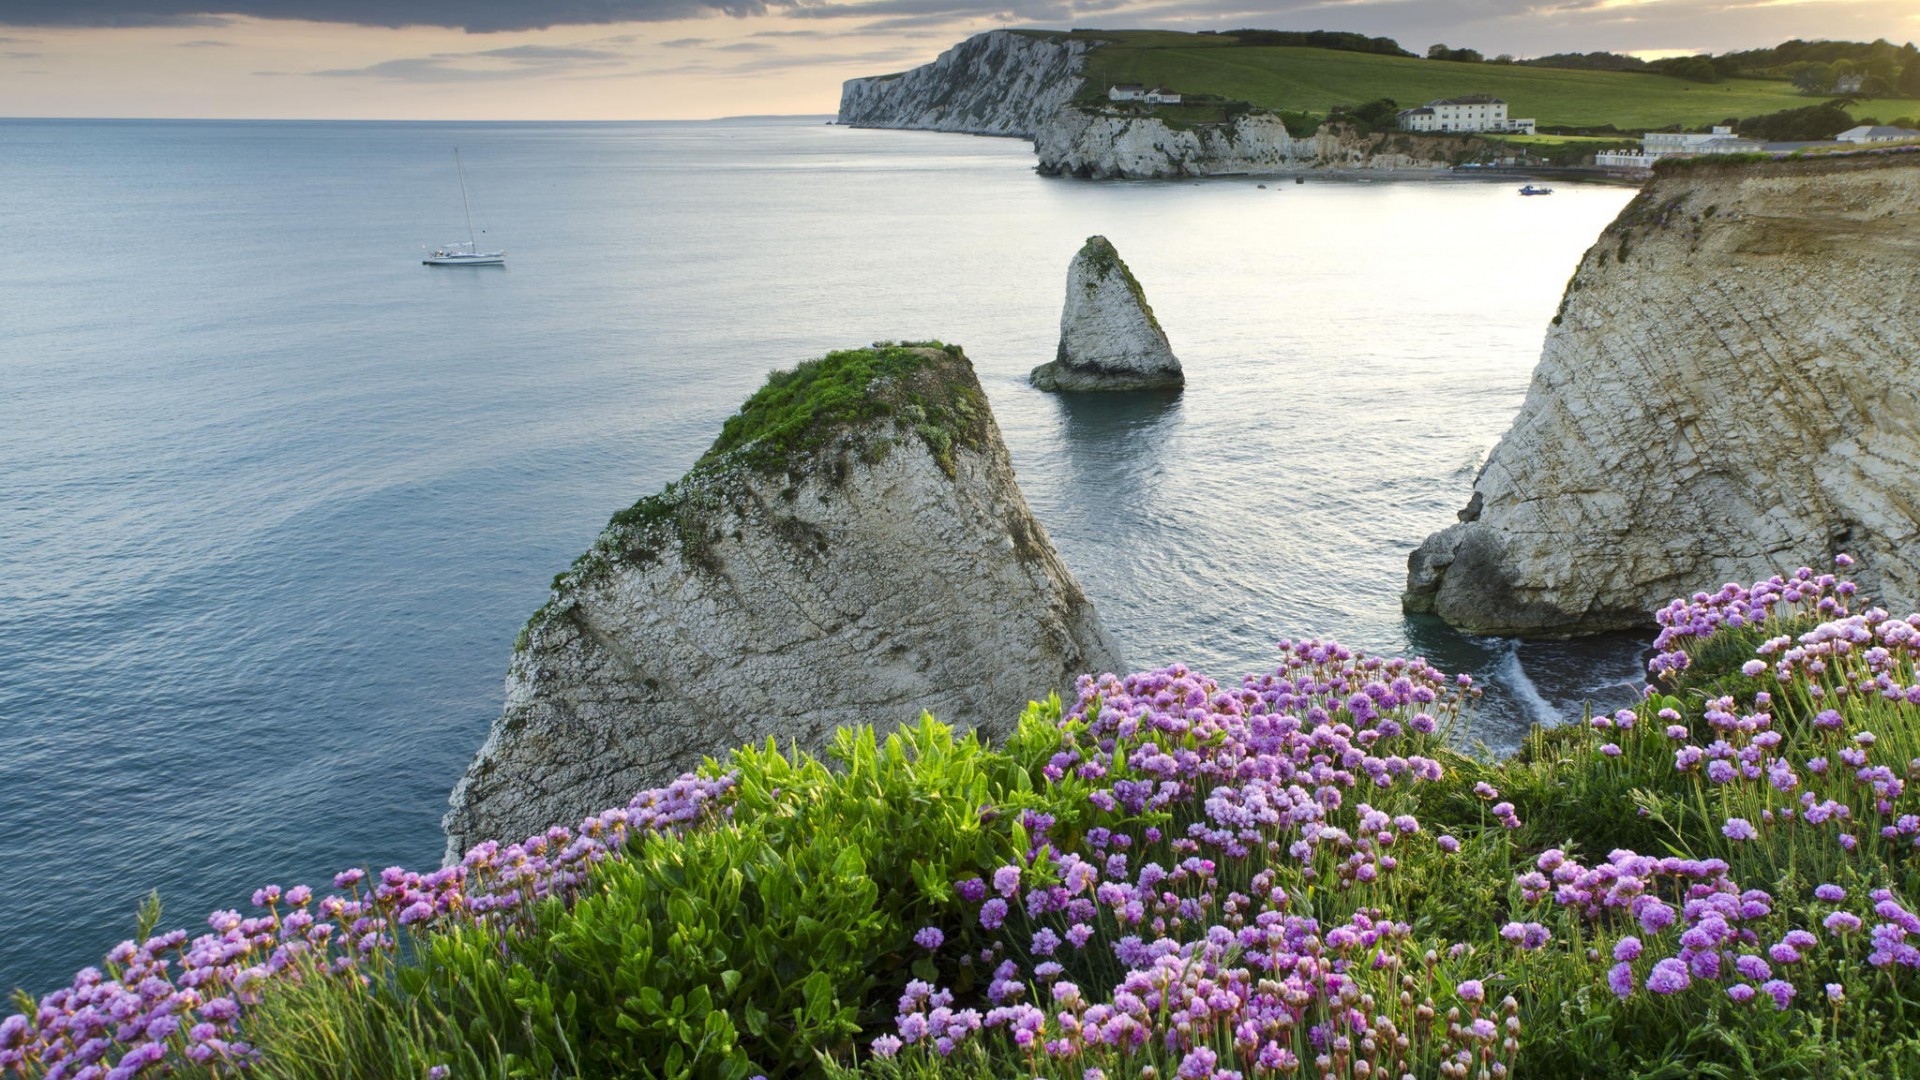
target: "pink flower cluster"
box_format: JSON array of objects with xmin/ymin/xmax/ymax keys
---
[
  {"xmin": 873, "ymin": 646, "xmax": 1514, "ymax": 1076},
  {"xmin": 0, "ymin": 773, "xmax": 737, "ymax": 1078},
  {"xmin": 1649, "ymin": 560, "xmax": 1854, "ymax": 679}
]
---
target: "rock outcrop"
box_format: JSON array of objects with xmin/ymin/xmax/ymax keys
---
[
  {"xmin": 445, "ymin": 343, "xmax": 1125, "ymax": 857},
  {"xmin": 1035, "ymin": 110, "xmax": 1494, "ymax": 179},
  {"xmin": 837, "ymin": 30, "xmax": 1090, "ymax": 138},
  {"xmin": 1405, "ymin": 152, "xmax": 1920, "ymax": 636},
  {"xmin": 1031, "ymin": 236, "xmax": 1183, "ymax": 392}
]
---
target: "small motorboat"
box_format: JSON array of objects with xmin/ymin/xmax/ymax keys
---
[{"xmin": 1518, "ymin": 184, "xmax": 1554, "ymax": 196}]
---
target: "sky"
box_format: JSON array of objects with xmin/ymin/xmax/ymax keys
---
[{"xmin": 0, "ymin": 0, "xmax": 1914, "ymax": 119}]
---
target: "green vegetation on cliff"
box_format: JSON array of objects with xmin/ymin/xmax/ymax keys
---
[
  {"xmin": 19, "ymin": 563, "xmax": 1920, "ymax": 1079},
  {"xmin": 521, "ymin": 343, "xmax": 993, "ymax": 633},
  {"xmin": 1036, "ymin": 29, "xmax": 1920, "ymax": 131}
]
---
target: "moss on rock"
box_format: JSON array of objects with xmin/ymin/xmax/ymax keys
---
[{"xmin": 523, "ymin": 342, "xmax": 997, "ymax": 631}]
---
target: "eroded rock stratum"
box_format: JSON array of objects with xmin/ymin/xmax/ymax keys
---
[{"xmin": 1406, "ymin": 153, "xmax": 1920, "ymax": 637}]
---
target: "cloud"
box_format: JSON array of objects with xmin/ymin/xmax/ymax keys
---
[
  {"xmin": 0, "ymin": 1, "xmax": 764, "ymax": 31},
  {"xmin": 659, "ymin": 36, "xmax": 714, "ymax": 45},
  {"xmin": 311, "ymin": 41, "xmax": 632, "ymax": 81},
  {"xmin": 0, "ymin": 0, "xmax": 1911, "ymax": 59}
]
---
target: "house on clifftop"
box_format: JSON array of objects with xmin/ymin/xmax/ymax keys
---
[
  {"xmin": 1397, "ymin": 95, "xmax": 1535, "ymax": 134},
  {"xmin": 1108, "ymin": 84, "xmax": 1182, "ymax": 104}
]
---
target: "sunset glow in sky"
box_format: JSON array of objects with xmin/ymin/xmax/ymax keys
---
[{"xmin": 0, "ymin": 0, "xmax": 1914, "ymax": 119}]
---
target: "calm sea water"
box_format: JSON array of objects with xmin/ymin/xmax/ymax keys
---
[{"xmin": 0, "ymin": 117, "xmax": 1642, "ymax": 994}]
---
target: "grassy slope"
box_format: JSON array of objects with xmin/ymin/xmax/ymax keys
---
[{"xmin": 1056, "ymin": 30, "xmax": 1920, "ymax": 130}]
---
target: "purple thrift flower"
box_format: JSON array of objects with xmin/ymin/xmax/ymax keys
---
[
  {"xmin": 1816, "ymin": 884, "xmax": 1846, "ymax": 903},
  {"xmin": 1607, "ymin": 962, "xmax": 1636, "ymax": 999},
  {"xmin": 1728, "ymin": 983, "xmax": 1756, "ymax": 1003},
  {"xmin": 1825, "ymin": 911, "xmax": 1863, "ymax": 936},
  {"xmin": 1762, "ymin": 979, "xmax": 1796, "ymax": 1009},
  {"xmin": 1614, "ymin": 937, "xmax": 1643, "ymax": 962},
  {"xmin": 979, "ymin": 899, "xmax": 1008, "ymax": 930},
  {"xmin": 1722, "ymin": 818, "xmax": 1758, "ymax": 841},
  {"xmin": 1457, "ymin": 980, "xmax": 1485, "ymax": 1003},
  {"xmin": 914, "ymin": 927, "xmax": 944, "ymax": 951},
  {"xmin": 1647, "ymin": 958, "xmax": 1692, "ymax": 995}
]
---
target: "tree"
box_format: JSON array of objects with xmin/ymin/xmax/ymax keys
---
[
  {"xmin": 1902, "ymin": 58, "xmax": 1920, "ymax": 97},
  {"xmin": 1786, "ymin": 60, "xmax": 1835, "ymax": 94},
  {"xmin": 1651, "ymin": 55, "xmax": 1723, "ymax": 83},
  {"xmin": 1736, "ymin": 102, "xmax": 1855, "ymax": 141}
]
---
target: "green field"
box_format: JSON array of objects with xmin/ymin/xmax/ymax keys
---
[{"xmin": 1043, "ymin": 30, "xmax": 1920, "ymax": 130}]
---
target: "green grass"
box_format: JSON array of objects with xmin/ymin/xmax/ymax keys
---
[{"xmin": 1056, "ymin": 31, "xmax": 1920, "ymax": 131}]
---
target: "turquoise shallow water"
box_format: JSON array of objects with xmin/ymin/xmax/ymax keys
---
[{"xmin": 0, "ymin": 116, "xmax": 1642, "ymax": 994}]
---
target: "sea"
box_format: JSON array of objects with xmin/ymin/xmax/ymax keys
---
[{"xmin": 0, "ymin": 116, "xmax": 1645, "ymax": 995}]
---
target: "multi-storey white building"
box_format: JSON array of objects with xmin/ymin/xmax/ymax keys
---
[{"xmin": 1396, "ymin": 96, "xmax": 1536, "ymax": 134}]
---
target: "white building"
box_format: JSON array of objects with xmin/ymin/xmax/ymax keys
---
[
  {"xmin": 1596, "ymin": 126, "xmax": 1758, "ymax": 170},
  {"xmin": 1836, "ymin": 125, "xmax": 1920, "ymax": 144},
  {"xmin": 1396, "ymin": 96, "xmax": 1536, "ymax": 134},
  {"xmin": 1109, "ymin": 84, "xmax": 1182, "ymax": 105}
]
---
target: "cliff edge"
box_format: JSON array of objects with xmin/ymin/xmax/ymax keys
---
[
  {"xmin": 444, "ymin": 343, "xmax": 1125, "ymax": 857},
  {"xmin": 1405, "ymin": 152, "xmax": 1920, "ymax": 636},
  {"xmin": 1036, "ymin": 111, "xmax": 1491, "ymax": 179},
  {"xmin": 837, "ymin": 30, "xmax": 1090, "ymax": 138}
]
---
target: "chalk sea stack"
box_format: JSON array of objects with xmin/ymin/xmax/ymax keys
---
[
  {"xmin": 1031, "ymin": 236, "xmax": 1184, "ymax": 392},
  {"xmin": 444, "ymin": 342, "xmax": 1124, "ymax": 858},
  {"xmin": 1405, "ymin": 153, "xmax": 1920, "ymax": 637}
]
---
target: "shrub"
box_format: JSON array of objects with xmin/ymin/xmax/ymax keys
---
[{"xmin": 14, "ymin": 558, "xmax": 1920, "ymax": 1079}]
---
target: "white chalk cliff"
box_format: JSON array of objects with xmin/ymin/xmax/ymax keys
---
[
  {"xmin": 1405, "ymin": 153, "xmax": 1920, "ymax": 636},
  {"xmin": 444, "ymin": 344, "xmax": 1125, "ymax": 857},
  {"xmin": 1035, "ymin": 111, "xmax": 1493, "ymax": 179},
  {"xmin": 837, "ymin": 30, "xmax": 1089, "ymax": 138},
  {"xmin": 1031, "ymin": 236, "xmax": 1183, "ymax": 392}
]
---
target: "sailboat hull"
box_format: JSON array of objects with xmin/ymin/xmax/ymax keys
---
[{"xmin": 423, "ymin": 252, "xmax": 506, "ymax": 266}]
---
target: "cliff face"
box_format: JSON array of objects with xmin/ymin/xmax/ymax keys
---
[
  {"xmin": 1034, "ymin": 111, "xmax": 1489, "ymax": 179},
  {"xmin": 837, "ymin": 30, "xmax": 1090, "ymax": 138},
  {"xmin": 444, "ymin": 344, "xmax": 1125, "ymax": 857},
  {"xmin": 1032, "ymin": 235, "xmax": 1183, "ymax": 391},
  {"xmin": 1405, "ymin": 153, "xmax": 1920, "ymax": 637}
]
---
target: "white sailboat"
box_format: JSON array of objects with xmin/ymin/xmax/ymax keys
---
[{"xmin": 423, "ymin": 149, "xmax": 506, "ymax": 266}]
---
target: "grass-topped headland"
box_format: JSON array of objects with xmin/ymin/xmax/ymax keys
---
[
  {"xmin": 539, "ymin": 342, "xmax": 993, "ymax": 592},
  {"xmin": 1020, "ymin": 28, "xmax": 1920, "ymax": 134},
  {"xmin": 14, "ymin": 557, "xmax": 1920, "ymax": 1077}
]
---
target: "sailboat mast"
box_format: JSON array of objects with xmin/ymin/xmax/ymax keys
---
[{"xmin": 455, "ymin": 148, "xmax": 477, "ymax": 249}]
